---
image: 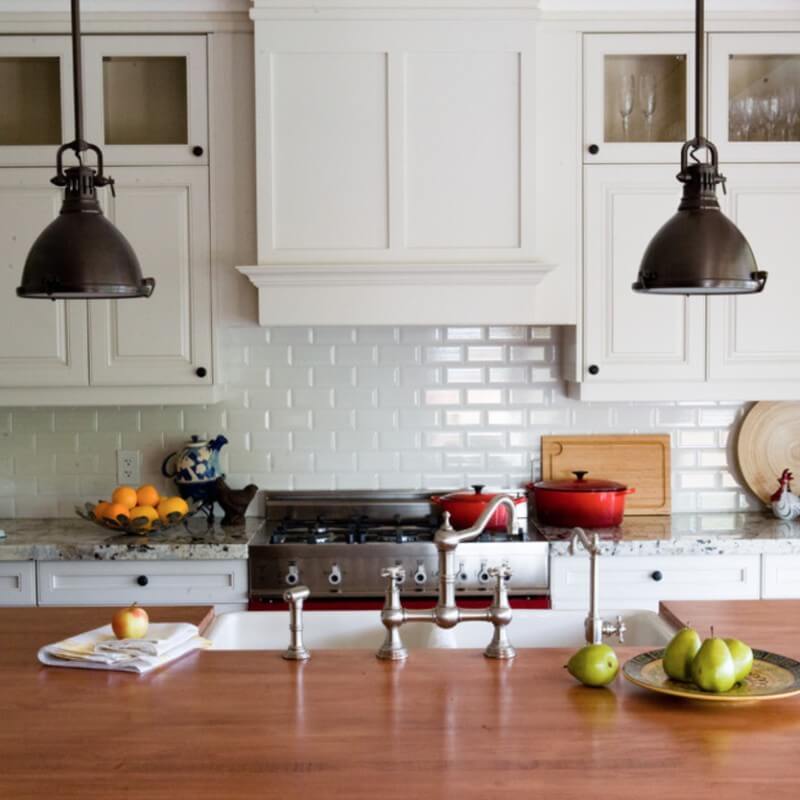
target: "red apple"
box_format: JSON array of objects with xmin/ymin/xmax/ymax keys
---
[{"xmin": 111, "ymin": 603, "xmax": 149, "ymax": 640}]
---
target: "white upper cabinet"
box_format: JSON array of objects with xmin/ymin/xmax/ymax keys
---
[
  {"xmin": 584, "ymin": 33, "xmax": 695, "ymax": 164},
  {"xmin": 0, "ymin": 36, "xmax": 73, "ymax": 167},
  {"xmin": 89, "ymin": 167, "xmax": 212, "ymax": 387},
  {"xmin": 709, "ymin": 33, "xmax": 800, "ymax": 163},
  {"xmin": 583, "ymin": 164, "xmax": 706, "ymax": 383},
  {"xmin": 241, "ymin": 11, "xmax": 556, "ymax": 325},
  {"xmin": 81, "ymin": 35, "xmax": 208, "ymax": 166},
  {"xmin": 708, "ymin": 163, "xmax": 800, "ymax": 382},
  {"xmin": 0, "ymin": 169, "xmax": 89, "ymax": 386}
]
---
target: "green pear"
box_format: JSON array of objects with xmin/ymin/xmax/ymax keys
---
[
  {"xmin": 691, "ymin": 636, "xmax": 736, "ymax": 693},
  {"xmin": 724, "ymin": 638, "xmax": 754, "ymax": 683},
  {"xmin": 663, "ymin": 627, "xmax": 702, "ymax": 682},
  {"xmin": 566, "ymin": 644, "xmax": 619, "ymax": 688}
]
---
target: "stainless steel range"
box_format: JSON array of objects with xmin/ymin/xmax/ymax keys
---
[{"xmin": 248, "ymin": 491, "xmax": 549, "ymax": 602}]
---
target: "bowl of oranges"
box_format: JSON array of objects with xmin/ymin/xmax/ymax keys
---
[{"xmin": 76, "ymin": 484, "xmax": 195, "ymax": 535}]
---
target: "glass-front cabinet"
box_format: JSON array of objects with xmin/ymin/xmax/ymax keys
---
[
  {"xmin": 584, "ymin": 33, "xmax": 696, "ymax": 163},
  {"xmin": 709, "ymin": 33, "xmax": 800, "ymax": 161}
]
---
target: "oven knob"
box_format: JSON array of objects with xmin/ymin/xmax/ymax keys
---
[
  {"xmin": 457, "ymin": 561, "xmax": 469, "ymax": 582},
  {"xmin": 285, "ymin": 565, "xmax": 300, "ymax": 586},
  {"xmin": 413, "ymin": 564, "xmax": 427, "ymax": 585},
  {"xmin": 478, "ymin": 562, "xmax": 491, "ymax": 585},
  {"xmin": 328, "ymin": 563, "xmax": 343, "ymax": 586}
]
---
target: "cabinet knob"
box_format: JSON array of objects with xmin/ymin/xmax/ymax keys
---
[
  {"xmin": 137, "ymin": 575, "xmax": 149, "ymax": 587},
  {"xmin": 588, "ymin": 364, "xmax": 600, "ymax": 376},
  {"xmin": 651, "ymin": 570, "xmax": 663, "ymax": 582},
  {"xmin": 588, "ymin": 144, "xmax": 600, "ymax": 155},
  {"xmin": 192, "ymin": 145, "xmax": 204, "ymax": 157},
  {"xmin": 195, "ymin": 367, "xmax": 207, "ymax": 378}
]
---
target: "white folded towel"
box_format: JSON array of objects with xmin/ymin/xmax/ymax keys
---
[{"xmin": 38, "ymin": 622, "xmax": 211, "ymax": 674}]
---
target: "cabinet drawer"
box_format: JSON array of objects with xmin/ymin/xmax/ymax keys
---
[
  {"xmin": 37, "ymin": 560, "xmax": 247, "ymax": 606},
  {"xmin": 0, "ymin": 562, "xmax": 36, "ymax": 606},
  {"xmin": 762, "ymin": 554, "xmax": 800, "ymax": 599},
  {"xmin": 550, "ymin": 555, "xmax": 760, "ymax": 611}
]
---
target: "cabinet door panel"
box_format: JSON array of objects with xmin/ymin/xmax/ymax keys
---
[
  {"xmin": 88, "ymin": 167, "xmax": 211, "ymax": 386},
  {"xmin": 709, "ymin": 164, "xmax": 800, "ymax": 381},
  {"xmin": 583, "ymin": 165, "xmax": 705, "ymax": 382},
  {"xmin": 0, "ymin": 169, "xmax": 88, "ymax": 386}
]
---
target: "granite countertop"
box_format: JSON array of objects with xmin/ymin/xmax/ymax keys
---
[
  {"xmin": 0, "ymin": 517, "xmax": 262, "ymax": 561},
  {"xmin": 540, "ymin": 511, "xmax": 800, "ymax": 556}
]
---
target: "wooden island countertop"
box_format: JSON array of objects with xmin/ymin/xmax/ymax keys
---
[{"xmin": 2, "ymin": 600, "xmax": 800, "ymax": 800}]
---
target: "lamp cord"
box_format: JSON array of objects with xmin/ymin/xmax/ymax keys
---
[{"xmin": 70, "ymin": 0, "xmax": 85, "ymax": 163}]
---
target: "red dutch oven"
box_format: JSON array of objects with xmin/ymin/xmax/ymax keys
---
[
  {"xmin": 430, "ymin": 485, "xmax": 526, "ymax": 531},
  {"xmin": 530, "ymin": 470, "xmax": 635, "ymax": 528}
]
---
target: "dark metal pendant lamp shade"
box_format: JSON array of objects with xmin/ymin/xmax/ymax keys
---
[
  {"xmin": 17, "ymin": 0, "xmax": 154, "ymax": 299},
  {"xmin": 633, "ymin": 0, "xmax": 766, "ymax": 296}
]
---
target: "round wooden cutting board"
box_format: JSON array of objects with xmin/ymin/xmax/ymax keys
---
[{"xmin": 738, "ymin": 401, "xmax": 800, "ymax": 503}]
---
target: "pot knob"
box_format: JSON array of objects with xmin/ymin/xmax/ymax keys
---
[
  {"xmin": 471, "ymin": 484, "xmax": 486, "ymax": 495},
  {"xmin": 572, "ymin": 471, "xmax": 588, "ymax": 481}
]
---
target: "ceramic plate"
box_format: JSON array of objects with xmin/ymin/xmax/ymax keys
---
[{"xmin": 623, "ymin": 649, "xmax": 800, "ymax": 702}]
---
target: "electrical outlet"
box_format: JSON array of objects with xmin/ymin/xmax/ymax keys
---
[{"xmin": 116, "ymin": 450, "xmax": 141, "ymax": 486}]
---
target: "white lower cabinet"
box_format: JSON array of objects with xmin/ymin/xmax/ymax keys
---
[
  {"xmin": 0, "ymin": 562, "xmax": 37, "ymax": 606},
  {"xmin": 37, "ymin": 560, "xmax": 248, "ymax": 607},
  {"xmin": 550, "ymin": 554, "xmax": 761, "ymax": 611},
  {"xmin": 761, "ymin": 555, "xmax": 800, "ymax": 600}
]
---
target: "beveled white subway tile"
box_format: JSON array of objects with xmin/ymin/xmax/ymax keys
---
[
  {"xmin": 357, "ymin": 366, "xmax": 399, "ymax": 388},
  {"xmin": 33, "ymin": 433, "xmax": 75, "ymax": 454},
  {"xmin": 678, "ymin": 429, "xmax": 716, "ymax": 448},
  {"xmin": 273, "ymin": 452, "xmax": 313, "ymax": 472},
  {"xmin": 467, "ymin": 345, "xmax": 505, "ymax": 362},
  {"xmin": 14, "ymin": 495, "xmax": 58, "ymax": 517},
  {"xmin": 400, "ymin": 366, "xmax": 440, "ymax": 386},
  {"xmin": 508, "ymin": 388, "xmax": 545, "ymax": 405},
  {"xmin": 0, "ymin": 497, "xmax": 14, "ymax": 516},
  {"xmin": 291, "ymin": 387, "xmax": 334, "ymax": 409},
  {"xmin": 54, "ymin": 454, "xmax": 99, "ymax": 475},
  {"xmin": 315, "ymin": 452, "xmax": 357, "ymax": 472},
  {"xmin": 530, "ymin": 366, "xmax": 557, "ymax": 382},
  {"xmin": 14, "ymin": 453, "xmax": 55, "ymax": 477},
  {"xmin": 424, "ymin": 431, "xmax": 462, "ymax": 449},
  {"xmin": 248, "ymin": 388, "xmax": 291, "ymax": 410},
  {"xmin": 294, "ymin": 473, "xmax": 336, "ymax": 491},
  {"xmin": 336, "ymin": 473, "xmax": 380, "ymax": 490},
  {"xmin": 444, "ymin": 410, "xmax": 482, "ymax": 427},
  {"xmin": 379, "ymin": 345, "xmax": 420, "ymax": 366},
  {"xmin": 673, "ymin": 450, "xmax": 698, "ymax": 468},
  {"xmin": 229, "ymin": 451, "xmax": 271, "ymax": 473},
  {"xmin": 251, "ymin": 431, "xmax": 291, "ymax": 451},
  {"xmin": 446, "ymin": 367, "xmax": 484, "ymax": 384},
  {"xmin": 251, "ymin": 473, "xmax": 292, "ymax": 491},
  {"xmin": 356, "ymin": 409, "xmax": 397, "ymax": 430},
  {"xmin": 122, "ymin": 432, "xmax": 162, "ymax": 453},
  {"xmin": 400, "ymin": 327, "xmax": 441, "ymax": 344},
  {"xmin": 401, "ymin": 451, "xmax": 442, "ymax": 471},
  {"xmin": 334, "ymin": 345, "xmax": 377, "ymax": 366},
  {"xmin": 0, "ymin": 456, "xmax": 12, "ymax": 479},
  {"xmin": 444, "ymin": 452, "xmax": 484, "ymax": 470},
  {"xmin": 267, "ymin": 327, "xmax": 312, "ymax": 344},
  {"xmin": 679, "ymin": 471, "xmax": 716, "ymax": 489},
  {"xmin": 314, "ymin": 409, "xmax": 355, "ymax": 430},
  {"xmin": 530, "ymin": 327, "xmax": 552, "ymax": 340},
  {"xmin": 466, "ymin": 389, "xmax": 504, "ymax": 405},
  {"xmin": 54, "ymin": 410, "xmax": 98, "ymax": 433},
  {"xmin": 248, "ymin": 344, "xmax": 291, "ymax": 366},
  {"xmin": 140, "ymin": 408, "xmax": 184, "ymax": 432},
  {"xmin": 446, "ymin": 326, "xmax": 483, "ymax": 341},
  {"xmin": 509, "ymin": 345, "xmax": 546, "ymax": 362},
  {"xmin": 615, "ymin": 405, "xmax": 658, "ymax": 429},
  {"xmin": 267, "ymin": 366, "xmax": 312, "ymax": 388},
  {"xmin": 424, "ymin": 346, "xmax": 463, "ymax": 363},
  {"xmin": 487, "ymin": 452, "xmax": 528, "ymax": 471},
  {"xmin": 95, "ymin": 409, "xmax": 140, "ymax": 434},
  {"xmin": 11, "ymin": 410, "xmax": 55, "ymax": 434},
  {"xmin": 698, "ymin": 491, "xmax": 738, "ymax": 511},
  {"xmin": 222, "ymin": 326, "xmax": 268, "ymax": 346},
  {"xmin": 268, "ymin": 409, "xmax": 312, "ymax": 432},
  {"xmin": 377, "ymin": 387, "xmax": 419, "ymax": 407},
  {"xmin": 488, "ymin": 326, "xmax": 527, "ymax": 341},
  {"xmin": 291, "ymin": 344, "xmax": 334, "ymax": 366},
  {"xmin": 671, "ymin": 493, "xmax": 697, "ymax": 512},
  {"xmin": 400, "ymin": 409, "xmax": 440, "ymax": 429},
  {"xmin": 335, "ymin": 387, "xmax": 378, "ymax": 408},
  {"xmin": 424, "ymin": 389, "xmax": 461, "ymax": 406},
  {"xmin": 183, "ymin": 407, "xmax": 226, "ymax": 434},
  {"xmin": 357, "ymin": 452, "xmax": 399, "ymax": 472},
  {"xmin": 572, "ymin": 405, "xmax": 616, "ymax": 429},
  {"xmin": 508, "ymin": 431, "xmax": 538, "ymax": 448},
  {"xmin": 720, "ymin": 471, "xmax": 740, "ymax": 489},
  {"xmin": 294, "ymin": 431, "xmax": 335, "ymax": 451},
  {"xmin": 462, "ymin": 474, "xmax": 506, "ymax": 489},
  {"xmin": 698, "ymin": 450, "xmax": 727, "ymax": 468},
  {"xmin": 227, "ymin": 409, "xmax": 269, "ymax": 433},
  {"xmin": 422, "ymin": 473, "xmax": 464, "ymax": 490},
  {"xmin": 466, "ymin": 431, "xmax": 506, "ymax": 449},
  {"xmin": 487, "ymin": 410, "xmax": 524, "ymax": 427},
  {"xmin": 488, "ymin": 367, "xmax": 526, "ymax": 384},
  {"xmin": 76, "ymin": 432, "xmax": 122, "ymax": 454},
  {"xmin": 336, "ymin": 430, "xmax": 378, "ymax": 451},
  {"xmin": 656, "ymin": 407, "xmax": 698, "ymax": 427},
  {"xmin": 313, "ymin": 365, "xmax": 356, "ymax": 388},
  {"xmin": 312, "ymin": 327, "xmax": 357, "ymax": 345},
  {"xmin": 224, "ymin": 364, "xmax": 270, "ymax": 386},
  {"xmin": 0, "ymin": 478, "xmax": 35, "ymax": 497},
  {"xmin": 378, "ymin": 473, "xmax": 421, "ymax": 490},
  {"xmin": 379, "ymin": 431, "xmax": 419, "ymax": 450},
  {"xmin": 354, "ymin": 326, "xmax": 399, "ymax": 344},
  {"xmin": 698, "ymin": 407, "xmax": 740, "ymax": 427}
]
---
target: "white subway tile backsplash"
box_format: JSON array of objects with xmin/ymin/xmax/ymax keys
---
[{"xmin": 0, "ymin": 325, "xmax": 757, "ymax": 516}]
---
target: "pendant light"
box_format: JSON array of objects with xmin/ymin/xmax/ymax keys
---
[
  {"xmin": 17, "ymin": 0, "xmax": 154, "ymax": 299},
  {"xmin": 632, "ymin": 0, "xmax": 766, "ymax": 295}
]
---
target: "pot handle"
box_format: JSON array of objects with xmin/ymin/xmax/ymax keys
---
[
  {"xmin": 624, "ymin": 487, "xmax": 637, "ymax": 495},
  {"xmin": 471, "ymin": 484, "xmax": 485, "ymax": 495},
  {"xmin": 161, "ymin": 452, "xmax": 178, "ymax": 478}
]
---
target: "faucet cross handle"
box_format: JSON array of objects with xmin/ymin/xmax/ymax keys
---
[
  {"xmin": 381, "ymin": 565, "xmax": 405, "ymax": 583},
  {"xmin": 488, "ymin": 564, "xmax": 512, "ymax": 581}
]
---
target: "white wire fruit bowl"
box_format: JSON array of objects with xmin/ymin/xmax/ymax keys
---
[{"xmin": 75, "ymin": 501, "xmax": 199, "ymax": 536}]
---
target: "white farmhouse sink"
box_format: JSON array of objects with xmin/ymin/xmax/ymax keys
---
[{"xmin": 207, "ymin": 609, "xmax": 675, "ymax": 651}]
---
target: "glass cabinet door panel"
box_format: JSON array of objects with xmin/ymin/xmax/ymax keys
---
[
  {"xmin": 102, "ymin": 56, "xmax": 188, "ymax": 145},
  {"xmin": 585, "ymin": 34, "xmax": 695, "ymax": 164},
  {"xmin": 709, "ymin": 33, "xmax": 800, "ymax": 162},
  {"xmin": 603, "ymin": 54, "xmax": 687, "ymax": 144},
  {"xmin": 0, "ymin": 58, "xmax": 62, "ymax": 145}
]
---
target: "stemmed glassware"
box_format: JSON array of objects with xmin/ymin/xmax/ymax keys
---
[
  {"xmin": 618, "ymin": 74, "xmax": 636, "ymax": 138},
  {"xmin": 639, "ymin": 72, "xmax": 658, "ymax": 141}
]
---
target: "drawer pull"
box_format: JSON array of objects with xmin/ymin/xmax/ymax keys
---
[
  {"xmin": 136, "ymin": 575, "xmax": 149, "ymax": 587},
  {"xmin": 650, "ymin": 570, "xmax": 663, "ymax": 582}
]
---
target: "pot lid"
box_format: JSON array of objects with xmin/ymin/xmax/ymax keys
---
[
  {"xmin": 435, "ymin": 485, "xmax": 507, "ymax": 503},
  {"xmin": 533, "ymin": 471, "xmax": 628, "ymax": 493}
]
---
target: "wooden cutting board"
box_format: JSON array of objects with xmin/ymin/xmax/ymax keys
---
[
  {"xmin": 540, "ymin": 434, "xmax": 671, "ymax": 516},
  {"xmin": 737, "ymin": 401, "xmax": 800, "ymax": 504}
]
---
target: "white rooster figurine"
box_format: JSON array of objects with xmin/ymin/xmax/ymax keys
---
[{"xmin": 770, "ymin": 469, "xmax": 800, "ymax": 521}]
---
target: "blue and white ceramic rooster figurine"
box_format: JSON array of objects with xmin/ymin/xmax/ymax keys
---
[
  {"xmin": 162, "ymin": 435, "xmax": 228, "ymax": 520},
  {"xmin": 770, "ymin": 468, "xmax": 800, "ymax": 521}
]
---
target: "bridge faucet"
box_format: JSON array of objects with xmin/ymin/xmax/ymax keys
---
[
  {"xmin": 377, "ymin": 494, "xmax": 518, "ymax": 661},
  {"xmin": 283, "ymin": 585, "xmax": 311, "ymax": 661},
  {"xmin": 568, "ymin": 528, "xmax": 625, "ymax": 646}
]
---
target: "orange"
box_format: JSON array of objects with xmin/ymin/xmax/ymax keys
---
[
  {"xmin": 93, "ymin": 501, "xmax": 111, "ymax": 521},
  {"xmin": 157, "ymin": 496, "xmax": 189, "ymax": 524},
  {"xmin": 136, "ymin": 484, "xmax": 160, "ymax": 508},
  {"xmin": 129, "ymin": 505, "xmax": 159, "ymax": 533},
  {"xmin": 101, "ymin": 503, "xmax": 131, "ymax": 525},
  {"xmin": 112, "ymin": 485, "xmax": 138, "ymax": 510}
]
